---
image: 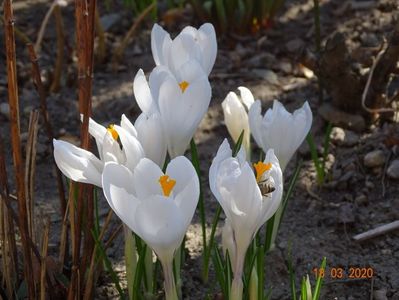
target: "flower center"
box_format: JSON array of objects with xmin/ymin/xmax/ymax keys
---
[
  {"xmin": 179, "ymin": 81, "xmax": 189, "ymax": 93},
  {"xmin": 107, "ymin": 125, "xmax": 119, "ymax": 140},
  {"xmin": 158, "ymin": 175, "xmax": 176, "ymax": 197},
  {"xmin": 253, "ymin": 161, "xmax": 272, "ymax": 182}
]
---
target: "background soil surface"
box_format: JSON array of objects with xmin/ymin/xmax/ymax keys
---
[{"xmin": 1, "ymin": 0, "xmax": 398, "ymax": 299}]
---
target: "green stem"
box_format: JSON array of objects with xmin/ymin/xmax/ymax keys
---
[
  {"xmin": 144, "ymin": 247, "xmax": 154, "ymax": 298},
  {"xmin": 162, "ymin": 258, "xmax": 178, "ymax": 300},
  {"xmin": 124, "ymin": 226, "xmax": 137, "ymax": 300}
]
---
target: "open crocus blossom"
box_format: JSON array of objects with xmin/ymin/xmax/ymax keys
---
[
  {"xmin": 151, "ymin": 23, "xmax": 217, "ymax": 76},
  {"xmin": 54, "ymin": 118, "xmax": 144, "ymax": 187},
  {"xmin": 133, "ymin": 60, "xmax": 211, "ymax": 158},
  {"xmin": 102, "ymin": 156, "xmax": 199, "ymax": 300},
  {"xmin": 249, "ymin": 99, "xmax": 312, "ymax": 171},
  {"xmin": 209, "ymin": 139, "xmax": 283, "ymax": 300},
  {"xmin": 222, "ymin": 86, "xmax": 254, "ymax": 159}
]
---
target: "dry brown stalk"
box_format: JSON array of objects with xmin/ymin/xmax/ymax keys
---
[
  {"xmin": 112, "ymin": 2, "xmax": 155, "ymax": 70},
  {"xmin": 0, "ymin": 16, "xmax": 32, "ymax": 44},
  {"xmin": 40, "ymin": 219, "xmax": 50, "ymax": 300},
  {"xmin": 25, "ymin": 110, "xmax": 39, "ymax": 243},
  {"xmin": 70, "ymin": 0, "xmax": 97, "ymax": 297},
  {"xmin": 50, "ymin": 4, "xmax": 65, "ymax": 93},
  {"xmin": 27, "ymin": 43, "xmax": 68, "ymax": 265},
  {"xmin": 4, "ymin": 0, "xmax": 35, "ymax": 297},
  {"xmin": 0, "ymin": 136, "xmax": 18, "ymax": 299}
]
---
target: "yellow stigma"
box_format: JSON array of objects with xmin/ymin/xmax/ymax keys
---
[
  {"xmin": 159, "ymin": 175, "xmax": 176, "ymax": 197},
  {"xmin": 254, "ymin": 161, "xmax": 272, "ymax": 182},
  {"xmin": 179, "ymin": 81, "xmax": 189, "ymax": 93},
  {"xmin": 107, "ymin": 125, "xmax": 119, "ymax": 140}
]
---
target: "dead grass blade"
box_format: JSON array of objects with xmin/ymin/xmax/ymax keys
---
[
  {"xmin": 50, "ymin": 4, "xmax": 65, "ymax": 93},
  {"xmin": 40, "ymin": 219, "xmax": 50, "ymax": 300},
  {"xmin": 4, "ymin": 0, "xmax": 35, "ymax": 296}
]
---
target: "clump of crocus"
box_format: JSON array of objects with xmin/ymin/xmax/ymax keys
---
[
  {"xmin": 222, "ymin": 87, "xmax": 254, "ymax": 159},
  {"xmin": 102, "ymin": 157, "xmax": 199, "ymax": 300},
  {"xmin": 249, "ymin": 99, "xmax": 312, "ymax": 171},
  {"xmin": 209, "ymin": 139, "xmax": 283, "ymax": 300}
]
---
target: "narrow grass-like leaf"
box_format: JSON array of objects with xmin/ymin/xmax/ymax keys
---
[
  {"xmin": 306, "ymin": 133, "xmax": 324, "ymax": 184},
  {"xmin": 211, "ymin": 244, "xmax": 226, "ymax": 296},
  {"xmin": 312, "ymin": 257, "xmax": 326, "ymax": 300},
  {"xmin": 257, "ymin": 246, "xmax": 264, "ymax": 300},
  {"xmin": 301, "ymin": 277, "xmax": 307, "ymax": 300},
  {"xmin": 225, "ymin": 250, "xmax": 232, "ymax": 300},
  {"xmin": 232, "ymin": 130, "xmax": 245, "ymax": 157},
  {"xmin": 203, "ymin": 206, "xmax": 222, "ymax": 281},
  {"xmin": 133, "ymin": 242, "xmax": 147, "ymax": 300},
  {"xmin": 92, "ymin": 230, "xmax": 125, "ymax": 299},
  {"xmin": 190, "ymin": 139, "xmax": 207, "ymax": 262},
  {"xmin": 321, "ymin": 123, "xmax": 333, "ymax": 169}
]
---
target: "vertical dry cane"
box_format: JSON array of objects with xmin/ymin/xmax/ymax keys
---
[
  {"xmin": 69, "ymin": 0, "xmax": 97, "ymax": 298},
  {"xmin": 3, "ymin": 0, "xmax": 35, "ymax": 297},
  {"xmin": 0, "ymin": 137, "xmax": 19, "ymax": 299},
  {"xmin": 27, "ymin": 44, "xmax": 69, "ymax": 267}
]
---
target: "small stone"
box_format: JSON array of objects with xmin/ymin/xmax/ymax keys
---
[
  {"xmin": 364, "ymin": 150, "xmax": 385, "ymax": 168},
  {"xmin": 253, "ymin": 69, "xmax": 279, "ymax": 85},
  {"xmin": 365, "ymin": 181, "xmax": 375, "ymax": 189},
  {"xmin": 318, "ymin": 103, "xmax": 366, "ymax": 132},
  {"xmin": 277, "ymin": 61, "xmax": 292, "ymax": 74},
  {"xmin": 286, "ymin": 38, "xmax": 304, "ymax": 53},
  {"xmin": 355, "ymin": 194, "xmax": 368, "ymax": 206},
  {"xmin": 0, "ymin": 102, "xmax": 10, "ymax": 119},
  {"xmin": 373, "ymin": 289, "xmax": 388, "ymax": 300},
  {"xmin": 330, "ymin": 127, "xmax": 345, "ymax": 144},
  {"xmin": 387, "ymin": 159, "xmax": 399, "ymax": 179},
  {"xmin": 338, "ymin": 202, "xmax": 355, "ymax": 224}
]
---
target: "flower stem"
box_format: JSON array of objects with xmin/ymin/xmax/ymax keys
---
[
  {"xmin": 124, "ymin": 226, "xmax": 137, "ymax": 300},
  {"xmin": 162, "ymin": 259, "xmax": 179, "ymax": 300},
  {"xmin": 230, "ymin": 255, "xmax": 245, "ymax": 300}
]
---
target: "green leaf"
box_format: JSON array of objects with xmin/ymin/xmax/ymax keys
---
[
  {"xmin": 312, "ymin": 257, "xmax": 326, "ymax": 300},
  {"xmin": 301, "ymin": 277, "xmax": 307, "ymax": 300},
  {"xmin": 203, "ymin": 206, "xmax": 222, "ymax": 281},
  {"xmin": 232, "ymin": 130, "xmax": 245, "ymax": 157}
]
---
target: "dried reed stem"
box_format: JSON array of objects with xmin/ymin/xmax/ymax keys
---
[
  {"xmin": 94, "ymin": 7, "xmax": 106, "ymax": 63},
  {"xmin": 50, "ymin": 5, "xmax": 65, "ymax": 93},
  {"xmin": 112, "ymin": 2, "xmax": 155, "ymax": 69},
  {"xmin": 27, "ymin": 43, "xmax": 68, "ymax": 265},
  {"xmin": 0, "ymin": 136, "xmax": 18, "ymax": 299},
  {"xmin": 3, "ymin": 0, "xmax": 35, "ymax": 296},
  {"xmin": 40, "ymin": 219, "xmax": 50, "ymax": 300},
  {"xmin": 25, "ymin": 110, "xmax": 39, "ymax": 243}
]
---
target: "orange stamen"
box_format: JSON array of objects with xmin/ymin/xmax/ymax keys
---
[
  {"xmin": 179, "ymin": 81, "xmax": 189, "ymax": 93},
  {"xmin": 253, "ymin": 161, "xmax": 272, "ymax": 182},
  {"xmin": 107, "ymin": 125, "xmax": 119, "ymax": 140},
  {"xmin": 159, "ymin": 175, "xmax": 176, "ymax": 197}
]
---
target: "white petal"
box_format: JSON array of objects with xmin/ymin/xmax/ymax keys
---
[
  {"xmin": 209, "ymin": 139, "xmax": 232, "ymax": 201},
  {"xmin": 135, "ymin": 113, "xmax": 167, "ymax": 167},
  {"xmin": 151, "ymin": 24, "xmax": 172, "ymax": 66},
  {"xmin": 238, "ymin": 86, "xmax": 255, "ymax": 110},
  {"xmin": 197, "ymin": 23, "xmax": 217, "ymax": 75},
  {"xmin": 133, "ymin": 69, "xmax": 156, "ymax": 115},
  {"xmin": 166, "ymin": 156, "xmax": 199, "ymax": 228},
  {"xmin": 221, "ymin": 219, "xmax": 236, "ymax": 265},
  {"xmin": 222, "ymin": 92, "xmax": 249, "ymax": 144},
  {"xmin": 134, "ymin": 195, "xmax": 186, "ymax": 261},
  {"xmin": 114, "ymin": 125, "xmax": 145, "ymax": 172},
  {"xmin": 132, "ymin": 158, "xmax": 163, "ymax": 199},
  {"xmin": 168, "ymin": 33, "xmax": 201, "ymax": 76},
  {"xmin": 120, "ymin": 114, "xmax": 138, "ymax": 137},
  {"xmin": 80, "ymin": 115, "xmax": 107, "ymax": 160},
  {"xmin": 149, "ymin": 66, "xmax": 173, "ymax": 107},
  {"xmin": 102, "ymin": 132, "xmax": 126, "ymax": 164},
  {"xmin": 53, "ymin": 139, "xmax": 103, "ymax": 187},
  {"xmin": 248, "ymin": 100, "xmax": 265, "ymax": 150},
  {"xmin": 102, "ymin": 162, "xmax": 137, "ymax": 229}
]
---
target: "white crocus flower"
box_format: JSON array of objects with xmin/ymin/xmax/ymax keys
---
[
  {"xmin": 209, "ymin": 139, "xmax": 283, "ymax": 300},
  {"xmin": 102, "ymin": 156, "xmax": 199, "ymax": 300},
  {"xmin": 249, "ymin": 100, "xmax": 312, "ymax": 171},
  {"xmin": 121, "ymin": 113, "xmax": 167, "ymax": 167},
  {"xmin": 133, "ymin": 60, "xmax": 211, "ymax": 158},
  {"xmin": 222, "ymin": 87, "xmax": 254, "ymax": 159},
  {"xmin": 53, "ymin": 118, "xmax": 144, "ymax": 187},
  {"xmin": 151, "ymin": 23, "xmax": 217, "ymax": 76}
]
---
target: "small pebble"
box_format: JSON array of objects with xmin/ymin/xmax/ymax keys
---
[
  {"xmin": 355, "ymin": 194, "xmax": 367, "ymax": 206},
  {"xmin": 387, "ymin": 159, "xmax": 399, "ymax": 179},
  {"xmin": 0, "ymin": 102, "xmax": 10, "ymax": 119},
  {"xmin": 364, "ymin": 150, "xmax": 385, "ymax": 168}
]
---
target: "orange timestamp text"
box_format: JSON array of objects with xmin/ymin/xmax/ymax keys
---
[{"xmin": 312, "ymin": 267, "xmax": 375, "ymax": 279}]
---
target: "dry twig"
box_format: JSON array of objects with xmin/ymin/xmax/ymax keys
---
[{"xmin": 353, "ymin": 220, "xmax": 399, "ymax": 242}]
